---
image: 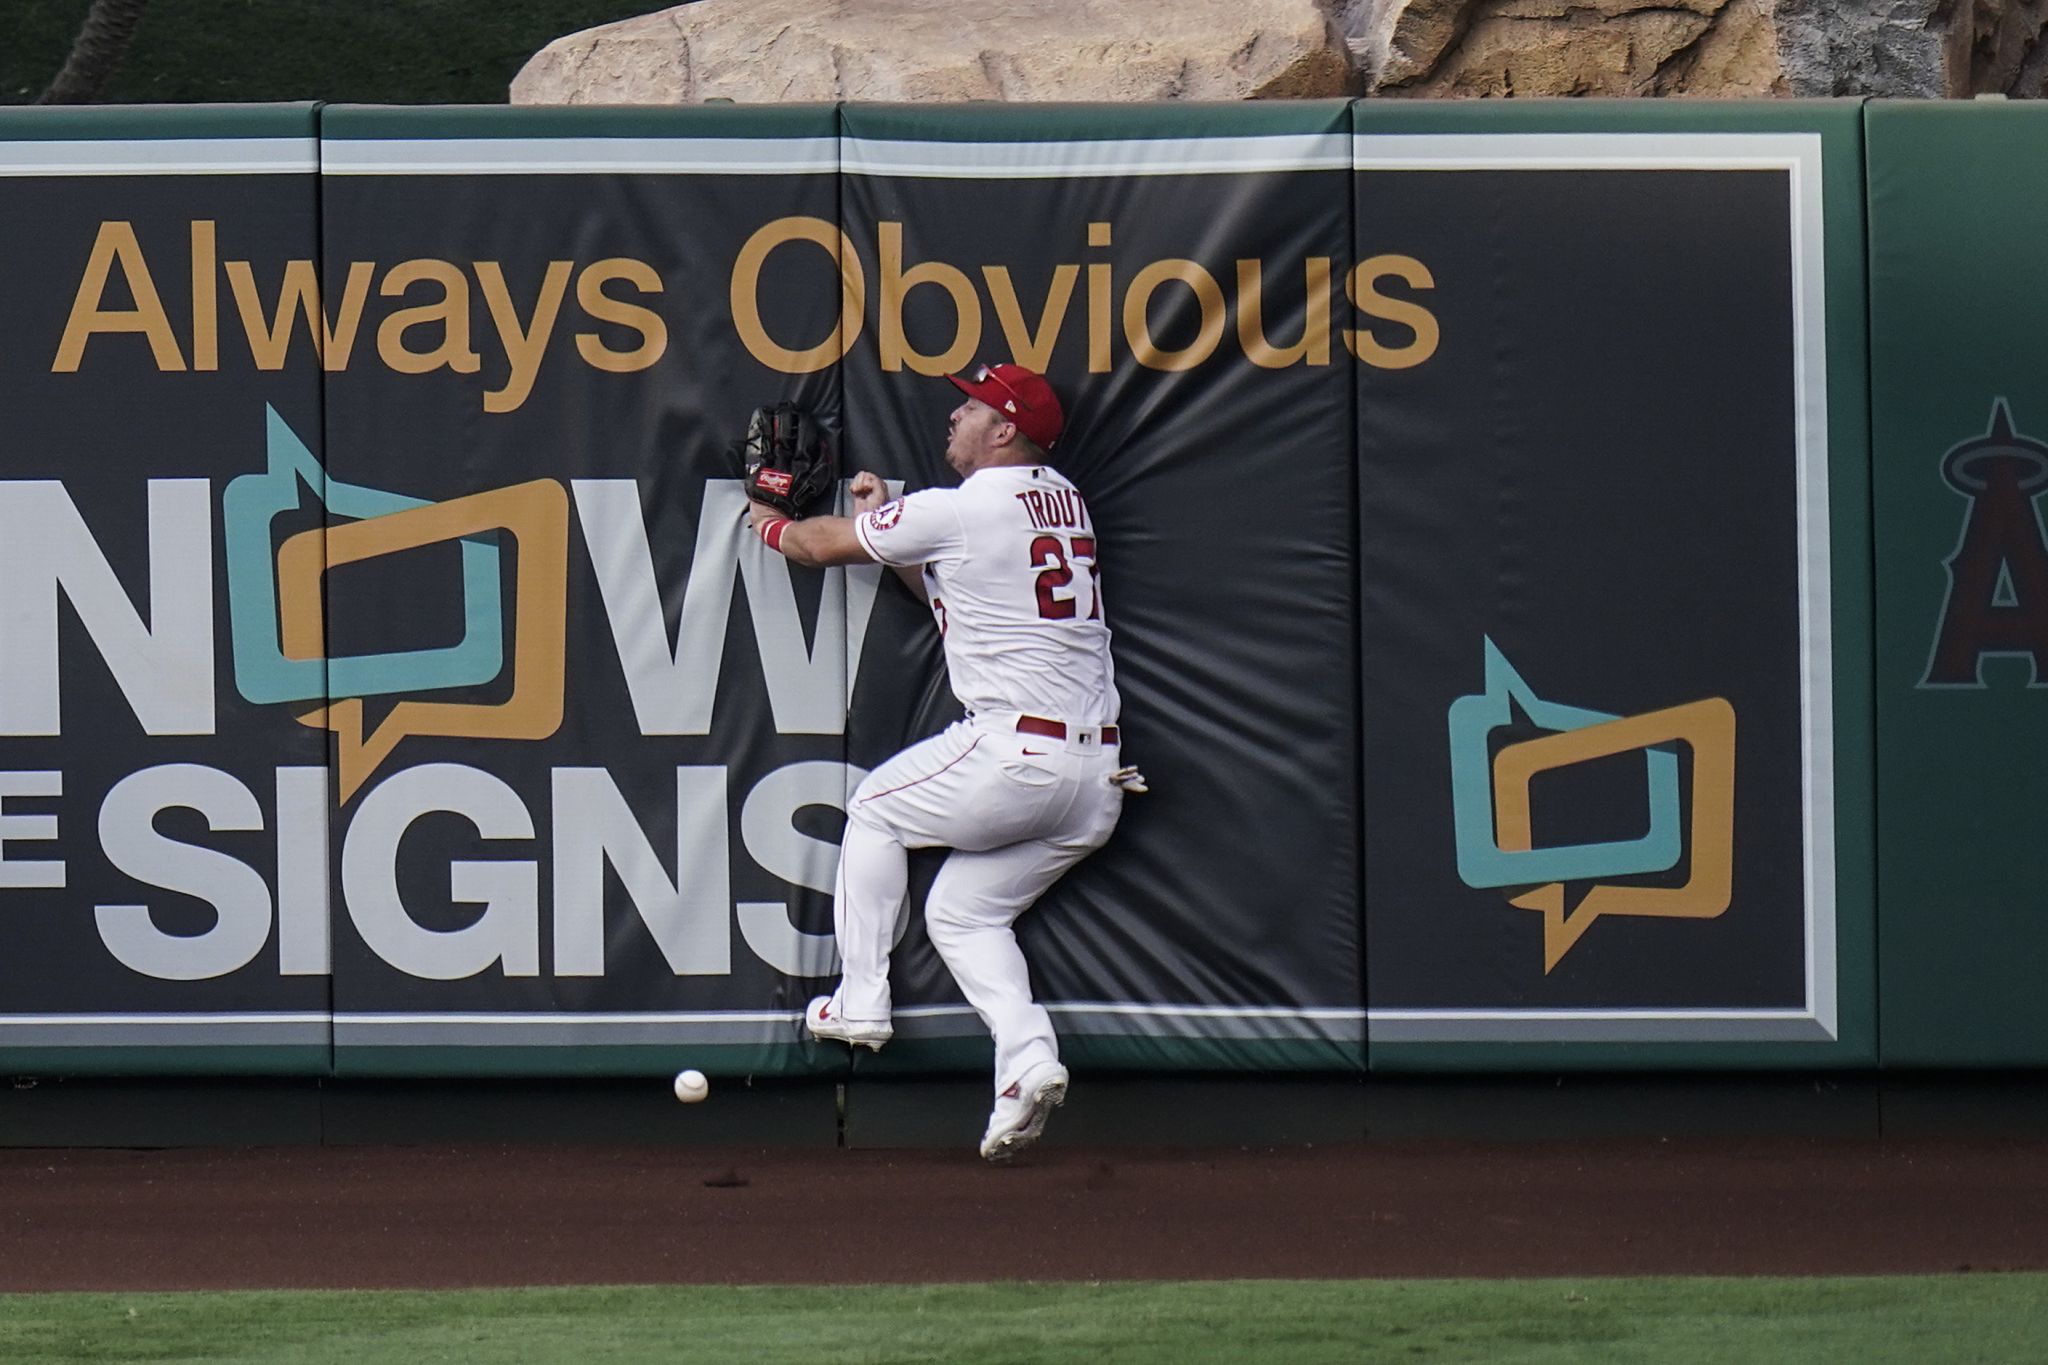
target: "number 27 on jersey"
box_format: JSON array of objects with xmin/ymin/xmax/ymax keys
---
[{"xmin": 1031, "ymin": 534, "xmax": 1101, "ymax": 622}]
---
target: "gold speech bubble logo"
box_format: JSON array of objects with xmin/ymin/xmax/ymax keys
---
[
  {"xmin": 1490, "ymin": 698, "xmax": 1736, "ymax": 972},
  {"xmin": 274, "ymin": 479, "xmax": 569, "ymax": 802}
]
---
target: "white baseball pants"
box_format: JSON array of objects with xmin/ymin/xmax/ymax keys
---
[{"xmin": 830, "ymin": 714, "xmax": 1124, "ymax": 1096}]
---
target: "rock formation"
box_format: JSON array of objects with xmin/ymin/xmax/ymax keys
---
[
  {"xmin": 511, "ymin": 0, "xmax": 1356, "ymax": 105},
  {"xmin": 512, "ymin": 0, "xmax": 2048, "ymax": 103},
  {"xmin": 1337, "ymin": 0, "xmax": 2048, "ymax": 98}
]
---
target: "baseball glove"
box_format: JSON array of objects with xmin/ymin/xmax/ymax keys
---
[{"xmin": 735, "ymin": 402, "xmax": 836, "ymax": 518}]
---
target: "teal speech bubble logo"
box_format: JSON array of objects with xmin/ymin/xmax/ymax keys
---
[
  {"xmin": 223, "ymin": 406, "xmax": 503, "ymax": 705},
  {"xmin": 1447, "ymin": 637, "xmax": 1682, "ymax": 889}
]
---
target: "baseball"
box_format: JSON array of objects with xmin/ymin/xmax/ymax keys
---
[{"xmin": 672, "ymin": 1068, "xmax": 709, "ymax": 1103}]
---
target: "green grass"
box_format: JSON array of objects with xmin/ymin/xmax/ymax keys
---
[
  {"xmin": 5, "ymin": 0, "xmax": 669, "ymax": 106},
  {"xmin": 3, "ymin": 1276, "xmax": 2046, "ymax": 1364}
]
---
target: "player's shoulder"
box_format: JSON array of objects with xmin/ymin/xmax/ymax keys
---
[
  {"xmin": 964, "ymin": 464, "xmax": 1072, "ymax": 501},
  {"xmin": 893, "ymin": 485, "xmax": 966, "ymax": 523},
  {"xmin": 1006, "ymin": 463, "xmax": 1074, "ymax": 487},
  {"xmin": 867, "ymin": 484, "xmax": 954, "ymax": 515},
  {"xmin": 866, "ymin": 484, "xmax": 964, "ymax": 538}
]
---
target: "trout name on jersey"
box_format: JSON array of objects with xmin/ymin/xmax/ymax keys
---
[{"xmin": 1016, "ymin": 487, "xmax": 1087, "ymax": 532}]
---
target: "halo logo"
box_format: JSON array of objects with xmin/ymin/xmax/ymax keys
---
[
  {"xmin": 1922, "ymin": 399, "xmax": 2048, "ymax": 688},
  {"xmin": 223, "ymin": 407, "xmax": 567, "ymax": 801},
  {"xmin": 1447, "ymin": 639, "xmax": 1736, "ymax": 972}
]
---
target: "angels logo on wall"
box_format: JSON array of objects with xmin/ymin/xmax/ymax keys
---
[{"xmin": 1922, "ymin": 400, "xmax": 2048, "ymax": 688}]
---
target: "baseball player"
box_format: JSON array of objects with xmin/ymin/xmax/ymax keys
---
[{"xmin": 746, "ymin": 362, "xmax": 1138, "ymax": 1160}]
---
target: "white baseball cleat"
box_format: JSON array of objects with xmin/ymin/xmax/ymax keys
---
[
  {"xmin": 803, "ymin": 995, "xmax": 892, "ymax": 1051},
  {"xmin": 979, "ymin": 1061, "xmax": 1069, "ymax": 1162}
]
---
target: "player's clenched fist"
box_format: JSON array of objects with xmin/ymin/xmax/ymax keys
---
[{"xmin": 849, "ymin": 470, "xmax": 888, "ymax": 515}]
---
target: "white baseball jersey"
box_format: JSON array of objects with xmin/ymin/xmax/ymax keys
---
[{"xmin": 853, "ymin": 464, "xmax": 1120, "ymax": 726}]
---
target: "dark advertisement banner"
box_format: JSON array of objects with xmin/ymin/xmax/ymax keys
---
[
  {"xmin": 0, "ymin": 101, "xmax": 1879, "ymax": 1081},
  {"xmin": 311, "ymin": 107, "xmax": 851, "ymax": 1075},
  {"xmin": 1868, "ymin": 102, "xmax": 2048, "ymax": 1066},
  {"xmin": 305, "ymin": 103, "xmax": 1368, "ymax": 1076},
  {"xmin": 838, "ymin": 103, "xmax": 1363, "ymax": 1073},
  {"xmin": 0, "ymin": 104, "xmax": 1370, "ymax": 1080},
  {"xmin": 0, "ymin": 106, "xmax": 329, "ymax": 1073},
  {"xmin": 1355, "ymin": 103, "xmax": 1873, "ymax": 1066}
]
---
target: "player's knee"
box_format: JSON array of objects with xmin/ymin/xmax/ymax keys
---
[
  {"xmin": 923, "ymin": 897, "xmax": 985, "ymax": 946},
  {"xmin": 924, "ymin": 899, "xmax": 965, "ymax": 943}
]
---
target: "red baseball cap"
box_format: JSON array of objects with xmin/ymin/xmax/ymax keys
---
[{"xmin": 947, "ymin": 362, "xmax": 1064, "ymax": 448}]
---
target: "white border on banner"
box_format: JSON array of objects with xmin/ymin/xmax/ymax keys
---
[
  {"xmin": 8, "ymin": 1006, "xmax": 1365, "ymax": 1049},
  {"xmin": 1356, "ymin": 131, "xmax": 1839, "ymax": 1046},
  {"xmin": 0, "ymin": 128, "xmax": 1840, "ymax": 1059},
  {"xmin": 841, "ymin": 132, "xmax": 1352, "ymax": 179},
  {"xmin": 0, "ymin": 138, "xmax": 317, "ymax": 175},
  {"xmin": 0, "ymin": 1013, "xmax": 331, "ymax": 1046},
  {"xmin": 1368, "ymin": 1010, "xmax": 1837, "ymax": 1044},
  {"xmin": 323, "ymin": 1005, "xmax": 1369, "ymax": 1047},
  {"xmin": 320, "ymin": 136, "xmax": 840, "ymax": 176}
]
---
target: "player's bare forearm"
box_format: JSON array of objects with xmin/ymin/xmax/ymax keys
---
[
  {"xmin": 748, "ymin": 502, "xmax": 871, "ymax": 568},
  {"xmin": 748, "ymin": 470, "xmax": 902, "ymax": 569}
]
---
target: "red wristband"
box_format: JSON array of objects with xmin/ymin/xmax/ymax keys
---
[{"xmin": 757, "ymin": 517, "xmax": 792, "ymax": 553}]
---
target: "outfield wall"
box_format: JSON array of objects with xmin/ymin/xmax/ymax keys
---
[
  {"xmin": 1867, "ymin": 101, "xmax": 2048, "ymax": 1068},
  {"xmin": 0, "ymin": 97, "xmax": 2023, "ymax": 1084}
]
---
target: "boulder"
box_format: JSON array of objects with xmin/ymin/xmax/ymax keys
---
[
  {"xmin": 514, "ymin": 0, "xmax": 2048, "ymax": 103},
  {"xmin": 511, "ymin": 0, "xmax": 1357, "ymax": 105},
  {"xmin": 1340, "ymin": 0, "xmax": 2048, "ymax": 98}
]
